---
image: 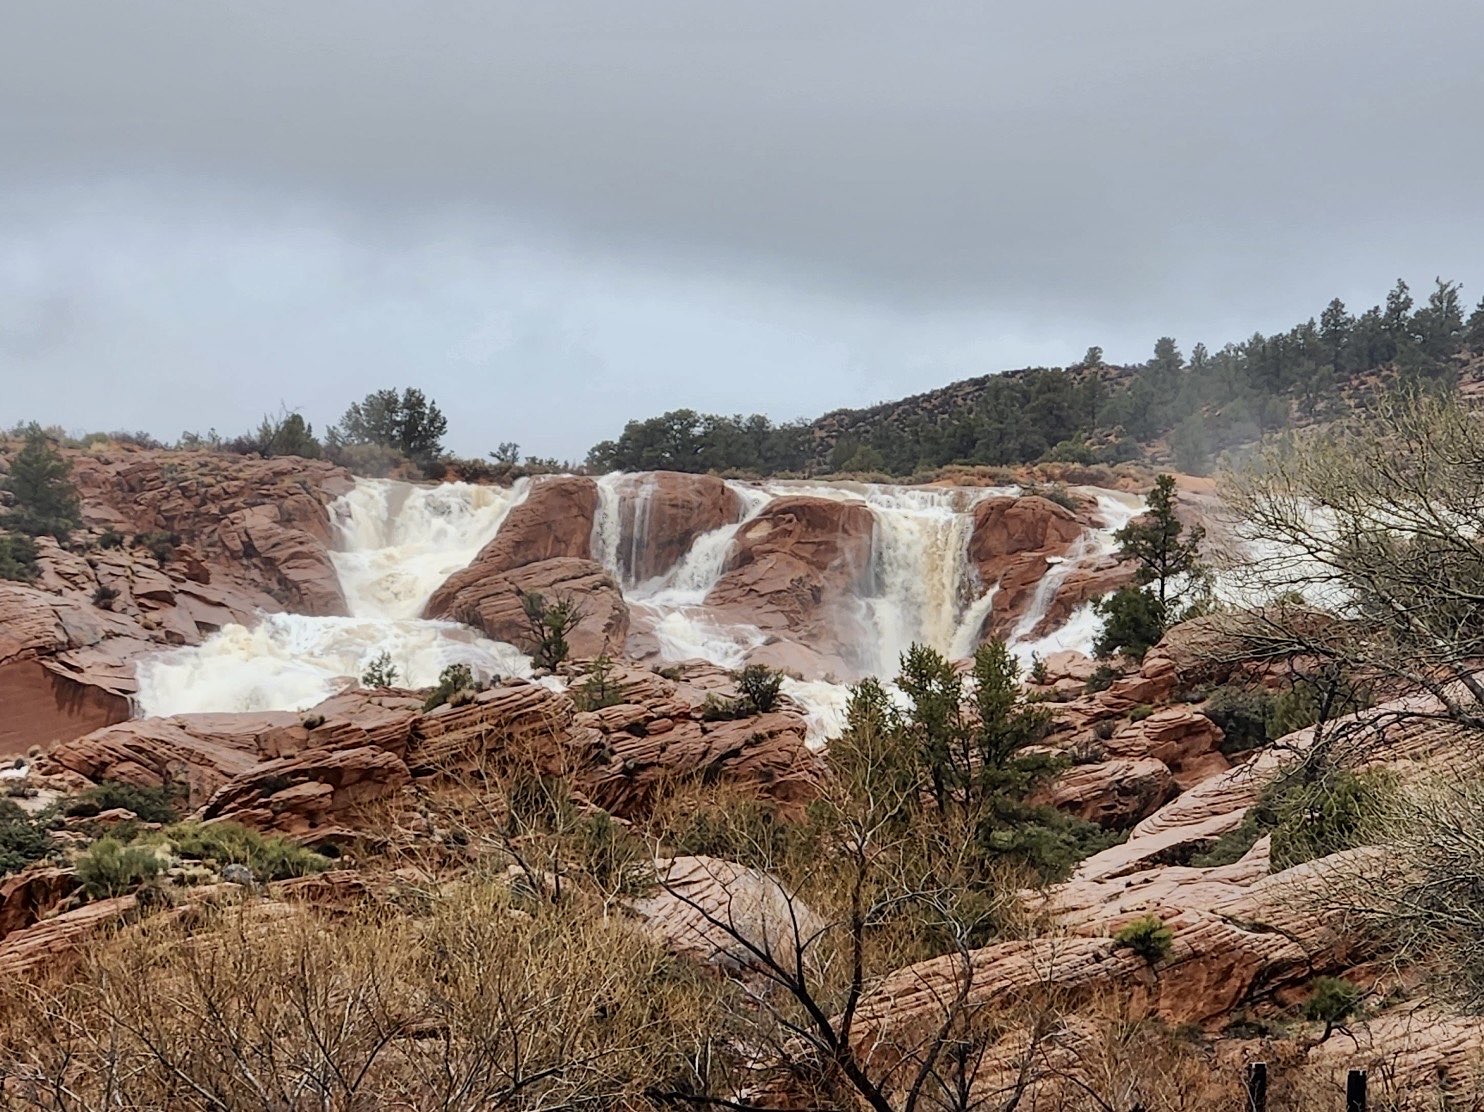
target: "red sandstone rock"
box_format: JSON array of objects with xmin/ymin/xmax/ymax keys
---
[
  {"xmin": 451, "ymin": 474, "xmax": 599, "ymax": 576},
  {"xmin": 961, "ymin": 495, "xmax": 1087, "ymax": 644},
  {"xmin": 704, "ymin": 496, "xmax": 874, "ymax": 673},
  {"xmin": 616, "ymin": 472, "xmax": 742, "ymax": 583},
  {"xmin": 0, "ymin": 866, "xmax": 76, "ymax": 941},
  {"xmin": 199, "ymin": 744, "xmax": 411, "ymax": 839},
  {"xmin": 425, "ymin": 556, "xmax": 629, "ymax": 660},
  {"xmin": 1038, "ymin": 757, "xmax": 1176, "ymax": 827}
]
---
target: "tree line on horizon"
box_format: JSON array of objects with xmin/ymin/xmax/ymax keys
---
[{"xmin": 587, "ymin": 278, "xmax": 1484, "ymax": 477}]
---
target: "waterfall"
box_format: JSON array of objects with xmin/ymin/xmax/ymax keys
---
[
  {"xmin": 631, "ymin": 481, "xmax": 772, "ymax": 670},
  {"xmin": 131, "ymin": 471, "xmax": 1140, "ymax": 740},
  {"xmin": 134, "ymin": 478, "xmax": 535, "ymax": 717},
  {"xmin": 332, "ymin": 479, "xmax": 528, "ymax": 619},
  {"xmin": 765, "ymin": 483, "xmax": 1010, "ymax": 675},
  {"xmin": 590, "ymin": 472, "xmax": 626, "ymax": 582},
  {"xmin": 949, "ymin": 583, "xmax": 999, "ymax": 660},
  {"xmin": 1005, "ymin": 489, "xmax": 1145, "ymax": 664}
]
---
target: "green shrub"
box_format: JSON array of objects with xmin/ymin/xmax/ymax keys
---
[
  {"xmin": 0, "ymin": 534, "xmax": 39, "ymax": 582},
  {"xmin": 1269, "ymin": 768, "xmax": 1395, "ymax": 871},
  {"xmin": 91, "ymin": 583, "xmax": 119, "ymax": 609},
  {"xmin": 1128, "ymin": 704, "xmax": 1154, "ymax": 722},
  {"xmin": 1189, "ymin": 811, "xmax": 1265, "ymax": 868},
  {"xmin": 1093, "ymin": 586, "xmax": 1167, "ymax": 661},
  {"xmin": 97, "ymin": 529, "xmax": 124, "ymax": 549},
  {"xmin": 1189, "ymin": 767, "xmax": 1395, "ymax": 871},
  {"xmin": 1303, "ymin": 976, "xmax": 1361, "ymax": 1027},
  {"xmin": 660, "ymin": 793, "xmax": 800, "ymax": 869},
  {"xmin": 699, "ymin": 693, "xmax": 746, "ymax": 722},
  {"xmin": 571, "ymin": 812, "xmax": 648, "ymax": 896},
  {"xmin": 1029, "ymin": 653, "xmax": 1050, "ymax": 685},
  {"xmin": 159, "ymin": 822, "xmax": 330, "ymax": 881},
  {"xmin": 422, "ymin": 662, "xmax": 478, "ymax": 711},
  {"xmin": 65, "ymin": 781, "xmax": 182, "ymax": 825},
  {"xmin": 573, "ymin": 655, "xmax": 625, "ymax": 712},
  {"xmin": 75, "ymin": 837, "xmax": 167, "ymax": 899},
  {"xmin": 360, "ymin": 651, "xmax": 399, "ymax": 689},
  {"xmin": 1114, "ymin": 914, "xmax": 1174, "ymax": 962},
  {"xmin": 734, "ymin": 663, "xmax": 784, "ymax": 714},
  {"xmin": 1201, "ymin": 686, "xmax": 1276, "ymax": 755},
  {"xmin": 1084, "ymin": 664, "xmax": 1118, "ymax": 693},
  {"xmin": 517, "ymin": 590, "xmax": 584, "ymax": 670},
  {"xmin": 132, "ymin": 531, "xmax": 179, "ymax": 564},
  {"xmin": 0, "ymin": 801, "xmax": 55, "ymax": 876},
  {"xmin": 2, "ymin": 425, "xmax": 81, "ymax": 540}
]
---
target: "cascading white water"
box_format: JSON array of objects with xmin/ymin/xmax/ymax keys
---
[
  {"xmin": 591, "ymin": 472, "xmax": 627, "ymax": 585},
  {"xmin": 332, "ymin": 479, "xmax": 528, "ymax": 619},
  {"xmin": 630, "ymin": 482, "xmax": 772, "ymax": 669},
  {"xmin": 134, "ymin": 478, "xmax": 536, "ymax": 716},
  {"xmin": 135, "ymin": 614, "xmax": 533, "ymax": 715},
  {"xmin": 1005, "ymin": 489, "xmax": 1145, "ymax": 664},
  {"xmin": 132, "ymin": 469, "xmax": 1144, "ymax": 745},
  {"xmin": 766, "ymin": 482, "xmax": 1011, "ymax": 675}
]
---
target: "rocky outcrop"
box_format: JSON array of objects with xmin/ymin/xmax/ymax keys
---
[
  {"xmin": 0, "ymin": 866, "xmax": 77, "ymax": 940},
  {"xmin": 422, "ymin": 476, "xmax": 628, "ymax": 658},
  {"xmin": 41, "ymin": 690, "xmax": 423, "ymax": 810},
  {"xmin": 0, "ymin": 583, "xmax": 135, "ymax": 753},
  {"xmin": 69, "ymin": 449, "xmax": 353, "ymax": 615},
  {"xmin": 842, "ymin": 851, "xmax": 1372, "ymax": 1099},
  {"xmin": 453, "ymin": 475, "xmax": 599, "ymax": 575},
  {"xmin": 44, "ymin": 664, "xmax": 819, "ymax": 836},
  {"xmin": 1039, "ymin": 757, "xmax": 1176, "ymax": 827},
  {"xmin": 613, "ymin": 472, "xmax": 742, "ymax": 583},
  {"xmin": 200, "ymin": 745, "xmax": 412, "ymax": 841},
  {"xmin": 962, "ymin": 495, "xmax": 1085, "ymax": 643},
  {"xmin": 704, "ymin": 496, "xmax": 875, "ymax": 675},
  {"xmin": 1, "ymin": 449, "xmax": 357, "ymax": 752},
  {"xmin": 0, "ymin": 894, "xmax": 141, "ymax": 978},
  {"xmin": 426, "ymin": 556, "xmax": 629, "ymax": 660}
]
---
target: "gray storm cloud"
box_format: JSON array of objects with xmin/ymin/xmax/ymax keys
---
[{"xmin": 2, "ymin": 0, "xmax": 1482, "ymax": 456}]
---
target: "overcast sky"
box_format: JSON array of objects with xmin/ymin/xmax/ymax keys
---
[{"xmin": 3, "ymin": 2, "xmax": 1482, "ymax": 460}]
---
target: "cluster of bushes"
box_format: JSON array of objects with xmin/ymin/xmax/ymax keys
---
[
  {"xmin": 75, "ymin": 821, "xmax": 331, "ymax": 899},
  {"xmin": 1192, "ymin": 766, "xmax": 1395, "ymax": 870},
  {"xmin": 699, "ymin": 663, "xmax": 786, "ymax": 721},
  {"xmin": 1199, "ymin": 674, "xmax": 1371, "ymax": 756}
]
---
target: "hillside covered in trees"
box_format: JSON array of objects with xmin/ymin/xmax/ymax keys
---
[{"xmin": 587, "ymin": 279, "xmax": 1484, "ymax": 477}]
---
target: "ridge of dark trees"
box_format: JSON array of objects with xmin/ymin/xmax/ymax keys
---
[{"xmin": 587, "ymin": 278, "xmax": 1484, "ymax": 477}]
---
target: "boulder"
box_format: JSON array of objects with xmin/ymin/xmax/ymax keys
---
[
  {"xmin": 630, "ymin": 855, "xmax": 824, "ymax": 973},
  {"xmin": 962, "ymin": 495, "xmax": 1086, "ymax": 642},
  {"xmin": 200, "ymin": 745, "xmax": 412, "ymax": 840},
  {"xmin": 425, "ymin": 556, "xmax": 629, "ymax": 660},
  {"xmin": 704, "ymin": 496, "xmax": 875, "ymax": 675},
  {"xmin": 610, "ymin": 472, "xmax": 743, "ymax": 584},
  {"xmin": 43, "ymin": 715, "xmax": 288, "ymax": 806},
  {"xmin": 454, "ymin": 474, "xmax": 600, "ymax": 576},
  {"xmin": 0, "ymin": 866, "xmax": 76, "ymax": 941}
]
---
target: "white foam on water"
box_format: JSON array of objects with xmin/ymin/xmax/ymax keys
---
[
  {"xmin": 780, "ymin": 677, "xmax": 852, "ymax": 749},
  {"xmin": 331, "ymin": 478, "xmax": 528, "ymax": 619},
  {"xmin": 135, "ymin": 613, "xmax": 532, "ymax": 716},
  {"xmin": 135, "ymin": 477, "xmax": 536, "ymax": 716}
]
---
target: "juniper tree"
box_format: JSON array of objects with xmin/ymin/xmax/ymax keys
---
[{"xmin": 3, "ymin": 424, "xmax": 81, "ymax": 541}]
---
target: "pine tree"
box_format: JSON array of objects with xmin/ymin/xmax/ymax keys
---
[
  {"xmin": 1093, "ymin": 474, "xmax": 1209, "ymax": 660},
  {"xmin": 3, "ymin": 425, "xmax": 81, "ymax": 540}
]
